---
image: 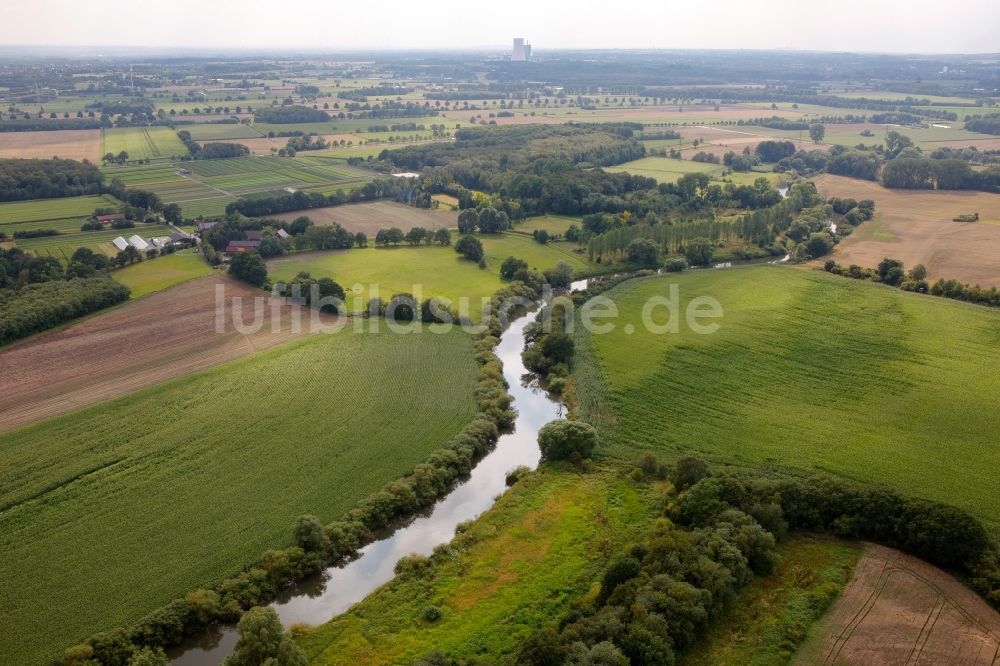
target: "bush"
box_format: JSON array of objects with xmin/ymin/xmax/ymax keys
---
[
  {"xmin": 537, "ymin": 420, "xmax": 598, "ymax": 461},
  {"xmin": 668, "ymin": 457, "xmax": 710, "ymax": 491},
  {"xmin": 420, "ymin": 605, "xmax": 443, "ymax": 622},
  {"xmin": 663, "ymin": 257, "xmax": 688, "ymax": 272},
  {"xmin": 505, "ymin": 465, "xmax": 532, "ymax": 486}
]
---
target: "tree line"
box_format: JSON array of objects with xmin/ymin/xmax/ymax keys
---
[{"xmin": 824, "ymin": 257, "xmax": 1000, "ymax": 308}]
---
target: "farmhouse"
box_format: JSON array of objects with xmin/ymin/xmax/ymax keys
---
[{"xmin": 225, "ymin": 240, "xmax": 261, "ymax": 253}]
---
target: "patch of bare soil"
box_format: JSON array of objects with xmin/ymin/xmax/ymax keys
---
[
  {"xmin": 813, "ymin": 173, "xmax": 1000, "ymax": 287},
  {"xmin": 795, "ymin": 543, "xmax": 1000, "ymax": 665},
  {"xmin": 0, "ymin": 129, "xmax": 102, "ymax": 161},
  {"xmin": 270, "ymin": 200, "xmax": 456, "ymax": 235},
  {"xmin": 0, "ymin": 275, "xmax": 337, "ymax": 433}
]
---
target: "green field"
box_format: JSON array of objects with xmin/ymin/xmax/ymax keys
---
[
  {"xmin": 101, "ymin": 126, "xmax": 190, "ymax": 161},
  {"xmin": 112, "ymin": 250, "xmax": 214, "ymax": 298},
  {"xmin": 0, "ymin": 194, "xmax": 119, "ymax": 226},
  {"xmin": 513, "ymin": 214, "xmax": 580, "ymax": 236},
  {"xmin": 298, "ymin": 466, "xmax": 659, "ymax": 665},
  {"xmin": 0, "ymin": 327, "xmax": 479, "ymax": 665},
  {"xmin": 268, "ymin": 233, "xmax": 591, "ymax": 318},
  {"xmin": 605, "ymin": 156, "xmax": 726, "ymax": 182},
  {"xmin": 184, "ymin": 123, "xmax": 264, "ymax": 141},
  {"xmin": 574, "ymin": 267, "xmax": 1000, "ymax": 533}
]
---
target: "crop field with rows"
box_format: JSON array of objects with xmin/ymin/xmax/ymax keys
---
[
  {"xmin": 574, "ymin": 266, "xmax": 1000, "ymax": 534},
  {"xmin": 0, "ymin": 326, "xmax": 479, "ymax": 665},
  {"xmin": 101, "ymin": 126, "xmax": 190, "ymax": 161}
]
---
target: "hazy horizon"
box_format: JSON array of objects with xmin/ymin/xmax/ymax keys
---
[{"xmin": 3, "ymin": 0, "xmax": 998, "ymax": 55}]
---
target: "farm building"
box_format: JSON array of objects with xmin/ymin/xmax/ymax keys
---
[
  {"xmin": 225, "ymin": 240, "xmax": 261, "ymax": 254},
  {"xmin": 169, "ymin": 231, "xmax": 194, "ymax": 244},
  {"xmin": 392, "ymin": 172, "xmax": 420, "ymax": 179},
  {"xmin": 112, "ymin": 236, "xmax": 130, "ymax": 252},
  {"xmin": 128, "ymin": 235, "xmax": 150, "ymax": 251},
  {"xmin": 244, "ymin": 230, "xmax": 263, "ymax": 242},
  {"xmin": 95, "ymin": 213, "xmax": 125, "ymax": 224},
  {"xmin": 276, "ymin": 229, "xmax": 290, "ymax": 240},
  {"xmin": 197, "ymin": 221, "xmax": 218, "ymax": 233}
]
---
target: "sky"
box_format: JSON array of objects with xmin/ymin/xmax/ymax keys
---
[{"xmin": 2, "ymin": 0, "xmax": 998, "ymax": 54}]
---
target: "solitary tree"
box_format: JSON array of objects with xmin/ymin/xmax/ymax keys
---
[
  {"xmin": 455, "ymin": 235, "xmax": 484, "ymax": 262},
  {"xmin": 223, "ymin": 607, "xmax": 307, "ymax": 666},
  {"xmin": 809, "ymin": 123, "xmax": 825, "ymax": 143},
  {"xmin": 537, "ymin": 420, "xmax": 598, "ymax": 461}
]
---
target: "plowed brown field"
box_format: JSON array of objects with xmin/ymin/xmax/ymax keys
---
[
  {"xmin": 795, "ymin": 543, "xmax": 1000, "ymax": 665},
  {"xmin": 813, "ymin": 174, "xmax": 1000, "ymax": 287},
  {"xmin": 0, "ymin": 275, "xmax": 336, "ymax": 433}
]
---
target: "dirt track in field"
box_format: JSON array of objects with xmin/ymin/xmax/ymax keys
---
[
  {"xmin": 0, "ymin": 129, "xmax": 102, "ymax": 161},
  {"xmin": 813, "ymin": 174, "xmax": 1000, "ymax": 287},
  {"xmin": 795, "ymin": 543, "xmax": 1000, "ymax": 665},
  {"xmin": 0, "ymin": 275, "xmax": 338, "ymax": 433},
  {"xmin": 271, "ymin": 200, "xmax": 456, "ymax": 235}
]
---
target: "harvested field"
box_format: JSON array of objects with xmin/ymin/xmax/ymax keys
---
[
  {"xmin": 272, "ymin": 200, "xmax": 456, "ymax": 234},
  {"xmin": 794, "ymin": 543, "xmax": 1000, "ymax": 665},
  {"xmin": 0, "ymin": 274, "xmax": 331, "ymax": 433},
  {"xmin": 928, "ymin": 137, "xmax": 1000, "ymax": 151},
  {"xmin": 813, "ymin": 174, "xmax": 1000, "ymax": 287},
  {"xmin": 0, "ymin": 129, "xmax": 101, "ymax": 161}
]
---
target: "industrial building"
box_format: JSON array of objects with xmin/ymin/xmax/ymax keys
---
[{"xmin": 512, "ymin": 38, "xmax": 531, "ymax": 61}]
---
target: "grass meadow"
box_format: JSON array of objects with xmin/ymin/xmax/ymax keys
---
[
  {"xmin": 0, "ymin": 327, "xmax": 479, "ymax": 665},
  {"xmin": 268, "ymin": 233, "xmax": 591, "ymax": 318},
  {"xmin": 513, "ymin": 214, "xmax": 581, "ymax": 236},
  {"xmin": 112, "ymin": 250, "xmax": 215, "ymax": 298},
  {"xmin": 574, "ymin": 266, "xmax": 1000, "ymax": 533},
  {"xmin": 297, "ymin": 466, "xmax": 661, "ymax": 664},
  {"xmin": 605, "ymin": 156, "xmax": 726, "ymax": 182}
]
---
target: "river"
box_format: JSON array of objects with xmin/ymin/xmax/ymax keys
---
[{"xmin": 169, "ymin": 305, "xmax": 566, "ymax": 665}]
